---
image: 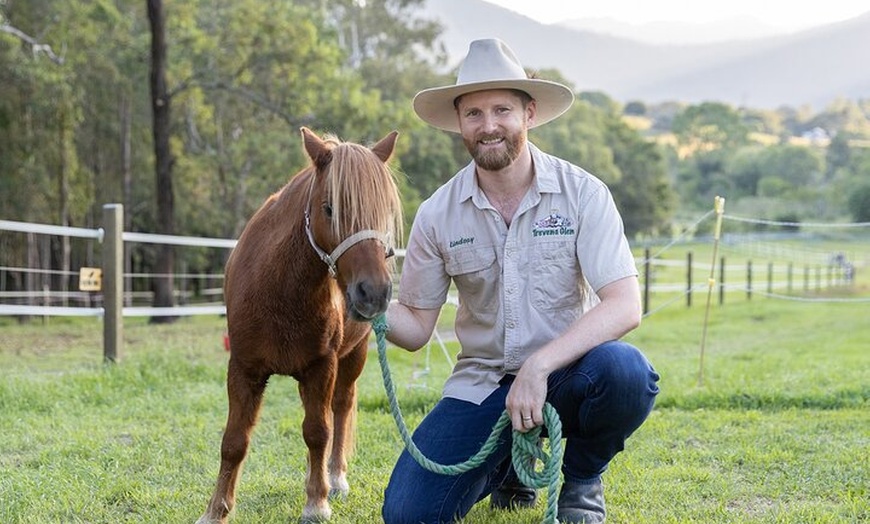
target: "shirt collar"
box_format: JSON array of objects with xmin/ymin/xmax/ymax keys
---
[
  {"xmin": 456, "ymin": 141, "xmax": 562, "ymax": 208},
  {"xmin": 528, "ymin": 142, "xmax": 561, "ymax": 194}
]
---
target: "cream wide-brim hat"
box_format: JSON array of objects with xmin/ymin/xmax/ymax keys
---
[{"xmin": 413, "ymin": 38, "xmax": 575, "ymax": 133}]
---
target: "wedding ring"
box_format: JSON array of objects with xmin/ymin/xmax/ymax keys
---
[{"xmin": 522, "ymin": 415, "xmax": 532, "ymax": 420}]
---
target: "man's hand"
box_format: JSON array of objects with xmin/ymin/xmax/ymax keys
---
[{"xmin": 505, "ymin": 354, "xmax": 549, "ymax": 432}]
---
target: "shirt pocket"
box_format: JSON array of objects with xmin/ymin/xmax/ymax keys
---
[
  {"xmin": 530, "ymin": 244, "xmax": 582, "ymax": 312},
  {"xmin": 445, "ymin": 247, "xmax": 499, "ymax": 314}
]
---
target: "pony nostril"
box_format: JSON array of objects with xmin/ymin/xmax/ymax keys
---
[
  {"xmin": 355, "ymin": 280, "xmax": 391, "ymax": 303},
  {"xmin": 357, "ymin": 281, "xmax": 370, "ymax": 301},
  {"xmin": 349, "ymin": 280, "xmax": 391, "ymax": 318}
]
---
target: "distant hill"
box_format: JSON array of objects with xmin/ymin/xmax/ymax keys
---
[
  {"xmin": 559, "ymin": 16, "xmax": 797, "ymax": 45},
  {"xmin": 419, "ymin": 0, "xmax": 870, "ymax": 109}
]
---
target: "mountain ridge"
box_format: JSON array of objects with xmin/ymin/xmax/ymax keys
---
[
  {"xmin": 558, "ymin": 16, "xmax": 802, "ymax": 45},
  {"xmin": 420, "ymin": 0, "xmax": 870, "ymax": 109}
]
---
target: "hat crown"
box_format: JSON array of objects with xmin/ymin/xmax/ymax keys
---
[
  {"xmin": 412, "ymin": 38, "xmax": 574, "ymax": 133},
  {"xmin": 456, "ymin": 39, "xmax": 527, "ymax": 85}
]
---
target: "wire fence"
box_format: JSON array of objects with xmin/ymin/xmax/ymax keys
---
[{"xmin": 2, "ymin": 201, "xmax": 869, "ymax": 359}]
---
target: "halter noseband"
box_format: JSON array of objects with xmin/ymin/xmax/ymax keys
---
[{"xmin": 304, "ymin": 178, "xmax": 394, "ymax": 278}]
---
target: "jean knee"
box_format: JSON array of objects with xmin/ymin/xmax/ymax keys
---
[
  {"xmin": 382, "ymin": 472, "xmax": 428, "ymax": 524},
  {"xmin": 587, "ymin": 342, "xmax": 659, "ymax": 423},
  {"xmin": 599, "ymin": 341, "xmax": 658, "ymax": 391},
  {"xmin": 381, "ymin": 498, "xmax": 405, "ymax": 524},
  {"xmin": 382, "ymin": 488, "xmax": 422, "ymax": 524}
]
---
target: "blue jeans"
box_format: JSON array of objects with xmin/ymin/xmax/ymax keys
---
[{"xmin": 381, "ymin": 340, "xmax": 659, "ymax": 524}]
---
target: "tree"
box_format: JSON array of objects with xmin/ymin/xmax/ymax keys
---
[
  {"xmin": 807, "ymin": 98, "xmax": 870, "ymax": 137},
  {"xmin": 826, "ymin": 132, "xmax": 852, "ymax": 178},
  {"xmin": 0, "ymin": 22, "xmax": 64, "ymax": 65},
  {"xmin": 0, "ymin": 1, "xmax": 92, "ymax": 311},
  {"xmin": 147, "ymin": 0, "xmax": 177, "ymax": 321},
  {"xmin": 532, "ymin": 89, "xmax": 675, "ymax": 236},
  {"xmin": 623, "ymin": 101, "xmax": 646, "ymax": 116},
  {"xmin": 302, "ymin": 0, "xmax": 445, "ymax": 101},
  {"xmin": 676, "ymin": 149, "xmax": 733, "ymax": 209},
  {"xmin": 606, "ymin": 116, "xmax": 675, "ymax": 237},
  {"xmin": 755, "ymin": 144, "xmax": 824, "ymax": 197},
  {"xmin": 672, "ymin": 102, "xmax": 750, "ymax": 153},
  {"xmin": 847, "ymin": 184, "xmax": 870, "ymax": 222},
  {"xmin": 726, "ymin": 146, "xmax": 767, "ymax": 198}
]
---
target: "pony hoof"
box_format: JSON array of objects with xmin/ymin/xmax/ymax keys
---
[
  {"xmin": 298, "ymin": 513, "xmax": 330, "ymax": 524},
  {"xmin": 299, "ymin": 504, "xmax": 331, "ymax": 523},
  {"xmin": 195, "ymin": 516, "xmax": 224, "ymax": 524}
]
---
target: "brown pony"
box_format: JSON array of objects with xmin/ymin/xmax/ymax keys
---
[{"xmin": 197, "ymin": 127, "xmax": 402, "ymax": 524}]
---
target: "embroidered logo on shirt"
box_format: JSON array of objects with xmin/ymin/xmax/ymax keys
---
[
  {"xmin": 449, "ymin": 236, "xmax": 474, "ymax": 248},
  {"xmin": 532, "ymin": 212, "xmax": 575, "ymax": 237}
]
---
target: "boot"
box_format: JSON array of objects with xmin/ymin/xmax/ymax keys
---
[
  {"xmin": 556, "ymin": 479, "xmax": 606, "ymax": 523},
  {"xmin": 489, "ymin": 460, "xmax": 537, "ymax": 510}
]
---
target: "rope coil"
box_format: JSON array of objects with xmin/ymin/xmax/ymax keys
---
[{"xmin": 371, "ymin": 314, "xmax": 563, "ymax": 524}]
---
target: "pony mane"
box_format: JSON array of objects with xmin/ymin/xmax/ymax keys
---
[{"xmin": 319, "ymin": 135, "xmax": 403, "ymax": 248}]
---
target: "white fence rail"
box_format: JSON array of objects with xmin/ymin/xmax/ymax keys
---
[{"xmin": 2, "ymin": 204, "xmax": 866, "ymax": 361}]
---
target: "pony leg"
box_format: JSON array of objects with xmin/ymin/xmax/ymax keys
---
[
  {"xmin": 198, "ymin": 364, "xmax": 268, "ymax": 524},
  {"xmin": 328, "ymin": 341, "xmax": 367, "ymax": 499},
  {"xmin": 298, "ymin": 356, "xmax": 338, "ymax": 523}
]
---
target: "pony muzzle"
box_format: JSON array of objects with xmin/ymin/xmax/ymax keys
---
[{"xmin": 347, "ymin": 278, "xmax": 392, "ymax": 321}]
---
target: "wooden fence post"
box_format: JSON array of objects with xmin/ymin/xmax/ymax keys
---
[
  {"xmin": 103, "ymin": 204, "xmax": 123, "ymax": 363},
  {"xmin": 747, "ymin": 260, "xmax": 753, "ymax": 300},
  {"xmin": 643, "ymin": 248, "xmax": 650, "ymax": 315},
  {"xmin": 686, "ymin": 251, "xmax": 693, "ymax": 307}
]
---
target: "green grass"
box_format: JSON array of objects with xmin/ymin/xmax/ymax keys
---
[{"xmin": 0, "ymin": 299, "xmax": 868, "ymax": 523}]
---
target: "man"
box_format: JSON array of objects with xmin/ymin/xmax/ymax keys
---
[{"xmin": 382, "ymin": 38, "xmax": 659, "ymax": 524}]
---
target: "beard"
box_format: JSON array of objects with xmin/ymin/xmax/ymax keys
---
[{"xmin": 465, "ymin": 130, "xmax": 526, "ymax": 171}]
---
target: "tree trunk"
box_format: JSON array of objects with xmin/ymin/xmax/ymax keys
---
[
  {"xmin": 120, "ymin": 91, "xmax": 133, "ymax": 307},
  {"xmin": 58, "ymin": 99, "xmax": 71, "ymax": 307},
  {"xmin": 147, "ymin": 0, "xmax": 177, "ymax": 323}
]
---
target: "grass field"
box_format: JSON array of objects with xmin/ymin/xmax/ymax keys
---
[{"xmin": 1, "ymin": 297, "xmax": 868, "ymax": 523}]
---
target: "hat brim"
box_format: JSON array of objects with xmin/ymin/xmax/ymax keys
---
[{"xmin": 413, "ymin": 79, "xmax": 575, "ymax": 133}]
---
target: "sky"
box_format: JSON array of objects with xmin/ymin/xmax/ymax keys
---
[{"xmin": 484, "ymin": 0, "xmax": 870, "ymax": 29}]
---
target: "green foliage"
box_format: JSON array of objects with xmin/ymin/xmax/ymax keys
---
[
  {"xmin": 672, "ymin": 101, "xmax": 750, "ymax": 151},
  {"xmin": 847, "ymin": 183, "xmax": 870, "ymax": 222},
  {"xmin": 725, "ymin": 144, "xmax": 825, "ymax": 203},
  {"xmin": 806, "ymin": 97, "xmax": 870, "ymax": 137},
  {"xmin": 825, "ymin": 132, "xmax": 852, "ymax": 176},
  {"xmin": 623, "ymin": 100, "xmax": 646, "ymax": 116},
  {"xmin": 530, "ymin": 90, "xmax": 676, "ymax": 236},
  {"xmin": 606, "ymin": 114, "xmax": 675, "ymax": 237},
  {"xmin": 533, "ymin": 100, "xmax": 620, "ymax": 183},
  {"xmin": 3, "ymin": 0, "xmax": 870, "ymax": 291},
  {"xmin": 675, "ymin": 149, "xmax": 732, "ymax": 210}
]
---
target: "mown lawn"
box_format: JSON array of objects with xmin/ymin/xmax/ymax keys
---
[{"xmin": 0, "ymin": 298, "xmax": 867, "ymax": 523}]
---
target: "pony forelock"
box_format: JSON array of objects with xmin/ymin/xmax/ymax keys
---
[{"xmin": 319, "ymin": 138, "xmax": 403, "ymax": 249}]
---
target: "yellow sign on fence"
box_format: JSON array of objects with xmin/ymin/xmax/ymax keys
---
[{"xmin": 79, "ymin": 267, "xmax": 102, "ymax": 291}]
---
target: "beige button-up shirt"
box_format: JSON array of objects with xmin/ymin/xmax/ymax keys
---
[{"xmin": 398, "ymin": 143, "xmax": 637, "ymax": 404}]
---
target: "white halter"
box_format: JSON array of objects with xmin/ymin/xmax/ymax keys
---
[{"xmin": 303, "ymin": 178, "xmax": 393, "ymax": 278}]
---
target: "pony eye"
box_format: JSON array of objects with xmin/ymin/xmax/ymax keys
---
[{"xmin": 322, "ymin": 203, "xmax": 333, "ymax": 219}]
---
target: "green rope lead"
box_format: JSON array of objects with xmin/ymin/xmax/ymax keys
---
[{"xmin": 371, "ymin": 314, "xmax": 563, "ymax": 524}]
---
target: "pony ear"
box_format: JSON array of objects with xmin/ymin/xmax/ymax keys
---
[
  {"xmin": 301, "ymin": 126, "xmax": 332, "ymax": 168},
  {"xmin": 370, "ymin": 131, "xmax": 399, "ymax": 163}
]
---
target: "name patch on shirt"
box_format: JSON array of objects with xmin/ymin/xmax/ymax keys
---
[
  {"xmin": 532, "ymin": 212, "xmax": 575, "ymax": 237},
  {"xmin": 449, "ymin": 236, "xmax": 475, "ymax": 248}
]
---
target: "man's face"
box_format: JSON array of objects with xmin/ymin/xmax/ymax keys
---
[{"xmin": 456, "ymin": 89, "xmax": 536, "ymax": 172}]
